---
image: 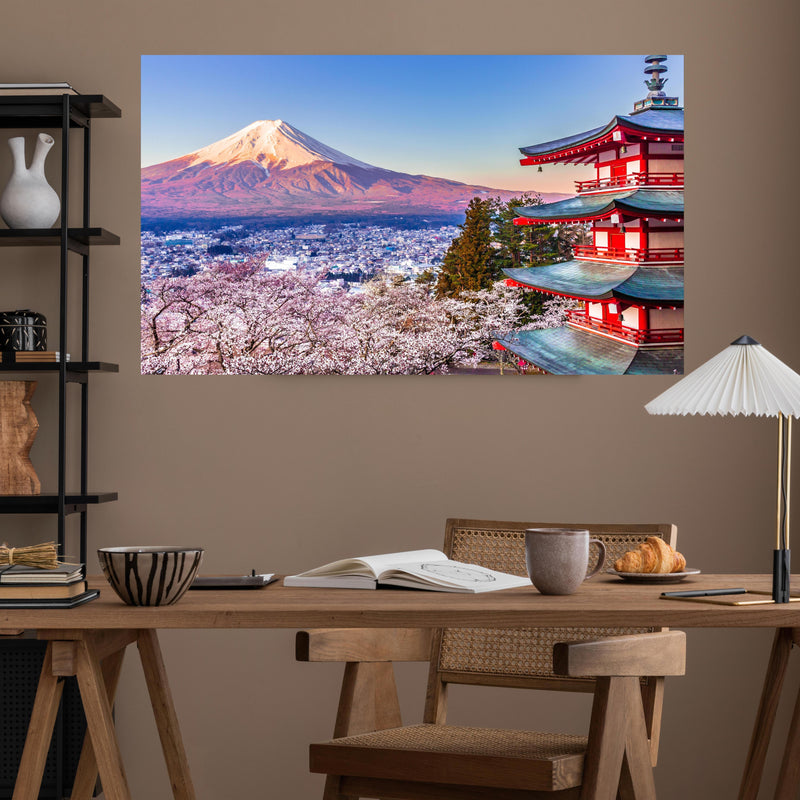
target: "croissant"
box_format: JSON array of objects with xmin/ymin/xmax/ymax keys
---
[{"xmin": 614, "ymin": 537, "xmax": 686, "ymax": 574}]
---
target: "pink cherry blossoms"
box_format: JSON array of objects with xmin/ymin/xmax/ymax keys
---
[{"xmin": 141, "ymin": 261, "xmax": 572, "ymax": 375}]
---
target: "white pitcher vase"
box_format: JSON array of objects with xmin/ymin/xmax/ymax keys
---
[{"xmin": 0, "ymin": 134, "xmax": 61, "ymax": 229}]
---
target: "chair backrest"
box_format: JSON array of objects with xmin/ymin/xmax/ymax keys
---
[{"xmin": 423, "ymin": 519, "xmax": 677, "ymax": 733}]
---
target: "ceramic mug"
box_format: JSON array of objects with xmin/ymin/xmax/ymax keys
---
[{"xmin": 525, "ymin": 528, "xmax": 606, "ymax": 595}]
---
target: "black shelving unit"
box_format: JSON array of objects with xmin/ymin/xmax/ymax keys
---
[
  {"xmin": 0, "ymin": 92, "xmax": 120, "ymax": 567},
  {"xmin": 0, "ymin": 91, "xmax": 120, "ymax": 799}
]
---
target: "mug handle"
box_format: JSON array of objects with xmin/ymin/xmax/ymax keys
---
[{"xmin": 585, "ymin": 539, "xmax": 607, "ymax": 579}]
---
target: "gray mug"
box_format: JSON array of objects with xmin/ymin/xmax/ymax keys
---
[{"xmin": 525, "ymin": 528, "xmax": 606, "ymax": 595}]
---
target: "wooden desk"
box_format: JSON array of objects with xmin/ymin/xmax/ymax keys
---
[{"xmin": 3, "ymin": 574, "xmax": 798, "ymax": 799}]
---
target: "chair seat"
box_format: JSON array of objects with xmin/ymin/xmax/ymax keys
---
[{"xmin": 310, "ymin": 724, "xmax": 588, "ymax": 791}]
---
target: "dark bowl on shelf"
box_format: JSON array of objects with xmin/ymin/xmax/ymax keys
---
[{"xmin": 97, "ymin": 546, "xmax": 203, "ymax": 606}]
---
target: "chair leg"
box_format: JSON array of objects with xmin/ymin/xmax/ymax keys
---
[
  {"xmin": 618, "ymin": 679, "xmax": 657, "ymax": 800},
  {"xmin": 581, "ymin": 677, "xmax": 628, "ymax": 800},
  {"xmin": 617, "ymin": 760, "xmax": 635, "ymax": 800},
  {"xmin": 584, "ymin": 677, "xmax": 656, "ymax": 800},
  {"xmin": 639, "ymin": 676, "xmax": 664, "ymax": 766},
  {"xmin": 333, "ymin": 661, "xmax": 403, "ymax": 737}
]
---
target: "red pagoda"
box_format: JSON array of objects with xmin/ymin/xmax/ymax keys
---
[{"xmin": 497, "ymin": 55, "xmax": 684, "ymax": 374}]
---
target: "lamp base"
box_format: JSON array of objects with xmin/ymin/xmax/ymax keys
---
[{"xmin": 773, "ymin": 549, "xmax": 791, "ymax": 604}]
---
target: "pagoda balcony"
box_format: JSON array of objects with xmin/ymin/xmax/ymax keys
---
[
  {"xmin": 574, "ymin": 172, "xmax": 684, "ymax": 194},
  {"xmin": 566, "ymin": 310, "xmax": 684, "ymax": 345},
  {"xmin": 571, "ymin": 244, "xmax": 684, "ymax": 264}
]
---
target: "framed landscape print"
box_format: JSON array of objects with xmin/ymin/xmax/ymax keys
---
[{"xmin": 141, "ymin": 54, "xmax": 684, "ymax": 375}]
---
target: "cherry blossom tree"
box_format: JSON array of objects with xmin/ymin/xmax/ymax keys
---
[{"xmin": 141, "ymin": 260, "xmax": 571, "ymax": 375}]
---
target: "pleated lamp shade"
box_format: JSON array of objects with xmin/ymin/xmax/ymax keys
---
[{"xmin": 646, "ymin": 336, "xmax": 800, "ymax": 418}]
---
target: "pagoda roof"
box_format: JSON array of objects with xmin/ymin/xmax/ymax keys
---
[
  {"xmin": 520, "ymin": 124, "xmax": 607, "ymax": 160},
  {"xmin": 503, "ymin": 262, "xmax": 684, "ymax": 303},
  {"xmin": 497, "ymin": 326, "xmax": 684, "ymax": 375},
  {"xmin": 519, "ymin": 108, "xmax": 684, "ymax": 161},
  {"xmin": 514, "ymin": 190, "xmax": 684, "ymax": 223},
  {"xmin": 505, "ymin": 261, "xmax": 633, "ymax": 299},
  {"xmin": 625, "ymin": 347, "xmax": 685, "ymax": 375},
  {"xmin": 614, "ymin": 266, "xmax": 684, "ymax": 303}
]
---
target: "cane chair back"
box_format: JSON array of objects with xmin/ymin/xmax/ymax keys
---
[{"xmin": 425, "ymin": 520, "xmax": 676, "ymax": 727}]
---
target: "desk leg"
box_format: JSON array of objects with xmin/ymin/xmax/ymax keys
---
[
  {"xmin": 137, "ymin": 629, "xmax": 197, "ymax": 800},
  {"xmin": 12, "ymin": 644, "xmax": 64, "ymax": 800},
  {"xmin": 738, "ymin": 628, "xmax": 794, "ymax": 800},
  {"xmin": 774, "ymin": 629, "xmax": 800, "ymax": 800},
  {"xmin": 75, "ymin": 638, "xmax": 132, "ymax": 800},
  {"xmin": 70, "ymin": 647, "xmax": 126, "ymax": 800},
  {"xmin": 12, "ymin": 629, "xmax": 194, "ymax": 800}
]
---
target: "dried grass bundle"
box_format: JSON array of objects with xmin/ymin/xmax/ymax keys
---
[{"xmin": 0, "ymin": 541, "xmax": 59, "ymax": 569}]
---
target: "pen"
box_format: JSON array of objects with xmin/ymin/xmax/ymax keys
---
[{"xmin": 661, "ymin": 587, "xmax": 747, "ymax": 598}]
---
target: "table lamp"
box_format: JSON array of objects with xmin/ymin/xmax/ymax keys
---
[{"xmin": 645, "ymin": 335, "xmax": 800, "ymax": 603}]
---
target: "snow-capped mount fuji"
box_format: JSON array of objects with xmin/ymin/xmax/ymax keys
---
[
  {"xmin": 185, "ymin": 119, "xmax": 375, "ymax": 172},
  {"xmin": 141, "ymin": 119, "xmax": 564, "ymax": 220}
]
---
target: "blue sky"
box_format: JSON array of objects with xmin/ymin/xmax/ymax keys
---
[{"xmin": 141, "ymin": 55, "xmax": 684, "ymax": 194}]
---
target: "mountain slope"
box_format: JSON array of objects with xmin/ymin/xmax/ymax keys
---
[{"xmin": 141, "ymin": 119, "xmax": 566, "ymax": 219}]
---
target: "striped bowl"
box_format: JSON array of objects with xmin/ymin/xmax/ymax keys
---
[{"xmin": 98, "ymin": 546, "xmax": 204, "ymax": 606}]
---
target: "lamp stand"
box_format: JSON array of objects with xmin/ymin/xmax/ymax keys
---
[
  {"xmin": 773, "ymin": 549, "xmax": 790, "ymax": 603},
  {"xmin": 774, "ymin": 414, "xmax": 792, "ymax": 603}
]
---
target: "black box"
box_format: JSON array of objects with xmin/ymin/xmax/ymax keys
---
[{"xmin": 0, "ymin": 310, "xmax": 47, "ymax": 352}]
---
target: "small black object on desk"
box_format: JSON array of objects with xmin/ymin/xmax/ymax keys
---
[
  {"xmin": 662, "ymin": 588, "xmax": 747, "ymax": 598},
  {"xmin": 190, "ymin": 572, "xmax": 276, "ymax": 589}
]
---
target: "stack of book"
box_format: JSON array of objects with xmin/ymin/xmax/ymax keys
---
[
  {"xmin": 3, "ymin": 351, "xmax": 71, "ymax": 364},
  {"xmin": 0, "ymin": 563, "xmax": 98, "ymax": 608}
]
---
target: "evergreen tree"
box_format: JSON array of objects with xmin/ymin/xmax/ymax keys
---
[
  {"xmin": 490, "ymin": 194, "xmax": 559, "ymax": 270},
  {"xmin": 435, "ymin": 198, "xmax": 497, "ymax": 298},
  {"xmin": 553, "ymin": 222, "xmax": 592, "ymax": 261},
  {"xmin": 521, "ymin": 220, "xmax": 560, "ymax": 267},
  {"xmin": 488, "ymin": 194, "xmax": 559, "ymax": 319},
  {"xmin": 490, "ymin": 193, "xmax": 535, "ymax": 270}
]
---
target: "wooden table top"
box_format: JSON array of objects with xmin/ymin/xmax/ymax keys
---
[{"xmin": 1, "ymin": 574, "xmax": 798, "ymax": 631}]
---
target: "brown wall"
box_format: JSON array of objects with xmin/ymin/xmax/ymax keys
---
[{"xmin": 2, "ymin": 0, "xmax": 799, "ymax": 796}]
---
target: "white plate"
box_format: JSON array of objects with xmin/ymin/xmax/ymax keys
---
[{"xmin": 607, "ymin": 568, "xmax": 701, "ymax": 584}]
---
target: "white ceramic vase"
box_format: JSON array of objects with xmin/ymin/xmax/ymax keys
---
[{"xmin": 0, "ymin": 134, "xmax": 61, "ymax": 229}]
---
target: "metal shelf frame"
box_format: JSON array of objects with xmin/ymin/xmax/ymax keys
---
[{"xmin": 0, "ymin": 93, "xmax": 121, "ymax": 567}]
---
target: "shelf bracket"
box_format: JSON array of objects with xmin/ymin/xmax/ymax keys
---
[
  {"xmin": 66, "ymin": 237, "xmax": 90, "ymax": 257},
  {"xmin": 68, "ymin": 107, "xmax": 89, "ymax": 129}
]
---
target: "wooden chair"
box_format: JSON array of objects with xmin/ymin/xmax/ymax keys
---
[{"xmin": 296, "ymin": 519, "xmax": 686, "ymax": 800}]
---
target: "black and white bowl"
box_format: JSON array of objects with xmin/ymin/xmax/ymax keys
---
[{"xmin": 98, "ymin": 546, "xmax": 203, "ymax": 606}]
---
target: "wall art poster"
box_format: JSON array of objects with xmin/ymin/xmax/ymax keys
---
[{"xmin": 141, "ymin": 55, "xmax": 684, "ymax": 375}]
